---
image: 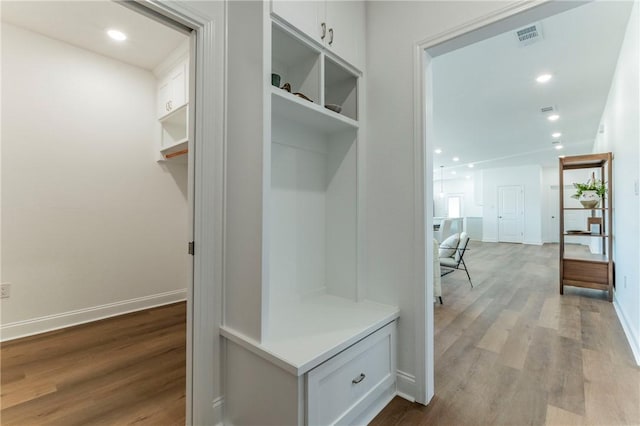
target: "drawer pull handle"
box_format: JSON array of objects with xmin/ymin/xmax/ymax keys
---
[{"xmin": 352, "ymin": 373, "xmax": 366, "ymax": 384}]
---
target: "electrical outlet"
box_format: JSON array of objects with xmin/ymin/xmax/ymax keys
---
[{"xmin": 1, "ymin": 283, "xmax": 10, "ymax": 299}]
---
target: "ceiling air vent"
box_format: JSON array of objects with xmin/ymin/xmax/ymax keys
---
[
  {"xmin": 516, "ymin": 23, "xmax": 543, "ymax": 46},
  {"xmin": 540, "ymin": 105, "xmax": 556, "ymax": 114}
]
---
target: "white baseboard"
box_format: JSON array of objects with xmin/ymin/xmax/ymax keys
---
[
  {"xmin": 396, "ymin": 370, "xmax": 416, "ymax": 402},
  {"xmin": 482, "ymin": 239, "xmax": 543, "ymax": 245},
  {"xmin": 0, "ymin": 289, "xmax": 186, "ymax": 342},
  {"xmin": 212, "ymin": 396, "xmax": 224, "ymax": 426},
  {"xmin": 613, "ymin": 298, "xmax": 640, "ymax": 366}
]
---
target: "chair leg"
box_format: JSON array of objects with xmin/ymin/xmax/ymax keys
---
[
  {"xmin": 439, "ymin": 296, "xmax": 443, "ymax": 305},
  {"xmin": 461, "ymin": 258, "xmax": 473, "ymax": 288}
]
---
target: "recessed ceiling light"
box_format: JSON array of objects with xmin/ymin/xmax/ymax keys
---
[
  {"xmin": 552, "ymin": 132, "xmax": 562, "ymax": 138},
  {"xmin": 452, "ymin": 157, "xmax": 459, "ymax": 162},
  {"xmin": 451, "ymin": 171, "xmax": 457, "ymax": 175},
  {"xmin": 434, "ymin": 148, "xmax": 442, "ymax": 154},
  {"xmin": 107, "ymin": 29, "xmax": 127, "ymax": 42},
  {"xmin": 465, "ymin": 175, "xmax": 471, "ymax": 179},
  {"xmin": 547, "ymin": 114, "xmax": 560, "ymax": 121},
  {"xmin": 555, "ymin": 144, "xmax": 564, "ymax": 150},
  {"xmin": 536, "ymin": 73, "xmax": 552, "ymax": 83},
  {"xmin": 467, "ymin": 164, "xmax": 474, "ymax": 168}
]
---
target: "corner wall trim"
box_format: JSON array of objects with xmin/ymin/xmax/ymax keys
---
[
  {"xmin": 0, "ymin": 289, "xmax": 187, "ymax": 342},
  {"xmin": 396, "ymin": 370, "xmax": 416, "ymax": 402},
  {"xmin": 613, "ymin": 299, "xmax": 640, "ymax": 366}
]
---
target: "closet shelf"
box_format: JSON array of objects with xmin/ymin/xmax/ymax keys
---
[
  {"xmin": 272, "ymin": 87, "xmax": 358, "ymax": 134},
  {"xmin": 220, "ymin": 294, "xmax": 399, "ymax": 376},
  {"xmin": 160, "ymin": 139, "xmax": 188, "ymax": 160}
]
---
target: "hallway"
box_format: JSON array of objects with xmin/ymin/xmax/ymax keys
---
[{"xmin": 372, "ymin": 242, "xmax": 639, "ymax": 425}]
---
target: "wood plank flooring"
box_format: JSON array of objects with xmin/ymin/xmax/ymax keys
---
[
  {"xmin": 1, "ymin": 302, "xmax": 186, "ymax": 426},
  {"xmin": 372, "ymin": 242, "xmax": 640, "ymax": 426}
]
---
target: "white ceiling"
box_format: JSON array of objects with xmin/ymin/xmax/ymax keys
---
[
  {"xmin": 3, "ymin": 1, "xmax": 632, "ymax": 176},
  {"xmin": 1, "ymin": 1, "xmax": 188, "ymax": 71},
  {"xmin": 432, "ymin": 0, "xmax": 633, "ymax": 178}
]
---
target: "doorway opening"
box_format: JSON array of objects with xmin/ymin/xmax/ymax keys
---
[
  {"xmin": 418, "ymin": 0, "xmax": 634, "ymax": 405},
  {"xmin": 1, "ymin": 1, "xmax": 200, "ymax": 423},
  {"xmin": 497, "ymin": 185, "xmax": 524, "ymax": 243}
]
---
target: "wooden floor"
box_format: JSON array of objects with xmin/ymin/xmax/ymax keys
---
[
  {"xmin": 1, "ymin": 302, "xmax": 186, "ymax": 426},
  {"xmin": 372, "ymin": 242, "xmax": 640, "ymax": 426}
]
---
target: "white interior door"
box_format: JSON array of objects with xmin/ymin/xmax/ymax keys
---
[
  {"xmin": 498, "ymin": 185, "xmax": 523, "ymax": 243},
  {"xmin": 547, "ymin": 187, "xmax": 560, "ymax": 243}
]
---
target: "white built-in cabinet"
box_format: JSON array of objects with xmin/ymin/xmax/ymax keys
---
[
  {"xmin": 154, "ymin": 42, "xmax": 189, "ymax": 161},
  {"xmin": 223, "ymin": 1, "xmax": 398, "ymax": 425},
  {"xmin": 157, "ymin": 60, "xmax": 187, "ymax": 119},
  {"xmin": 271, "ymin": 0, "xmax": 365, "ymax": 71}
]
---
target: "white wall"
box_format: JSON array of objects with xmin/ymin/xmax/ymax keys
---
[
  {"xmin": 365, "ymin": 0, "xmax": 535, "ymax": 401},
  {"xmin": 592, "ymin": 0, "xmax": 640, "ymax": 364},
  {"xmin": 1, "ymin": 25, "xmax": 188, "ymax": 337},
  {"xmin": 481, "ymin": 165, "xmax": 543, "ymax": 245},
  {"xmin": 433, "ymin": 175, "xmax": 482, "ymax": 218}
]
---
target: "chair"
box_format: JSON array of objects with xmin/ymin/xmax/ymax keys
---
[
  {"xmin": 435, "ymin": 217, "xmax": 464, "ymax": 243},
  {"xmin": 434, "ymin": 218, "xmax": 453, "ymax": 244},
  {"xmin": 433, "ymin": 238, "xmax": 442, "ymax": 304},
  {"xmin": 439, "ymin": 232, "xmax": 473, "ymax": 288}
]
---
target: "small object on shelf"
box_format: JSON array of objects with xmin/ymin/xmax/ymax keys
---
[
  {"xmin": 271, "ymin": 73, "xmax": 281, "ymax": 87},
  {"xmin": 580, "ymin": 197, "xmax": 600, "ymax": 209},
  {"xmin": 572, "ymin": 171, "xmax": 606, "ymax": 208},
  {"xmin": 566, "ymin": 230, "xmax": 590, "ymax": 235},
  {"xmin": 293, "ymin": 92, "xmax": 313, "ymax": 102},
  {"xmin": 588, "ymin": 217, "xmax": 603, "ymax": 235},
  {"xmin": 324, "ymin": 103, "xmax": 342, "ymax": 113},
  {"xmin": 278, "ymin": 83, "xmax": 312, "ymax": 103}
]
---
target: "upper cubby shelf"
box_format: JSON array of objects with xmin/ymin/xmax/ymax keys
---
[
  {"xmin": 272, "ymin": 87, "xmax": 358, "ymax": 134},
  {"xmin": 272, "ymin": 23, "xmax": 321, "ymax": 105},
  {"xmin": 271, "ymin": 21, "xmax": 360, "ymax": 129},
  {"xmin": 324, "ymin": 56, "xmax": 358, "ymax": 121}
]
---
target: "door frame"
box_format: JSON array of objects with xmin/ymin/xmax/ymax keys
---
[
  {"xmin": 122, "ymin": 2, "xmax": 224, "ymax": 424},
  {"xmin": 412, "ymin": 0, "xmax": 588, "ymax": 405}
]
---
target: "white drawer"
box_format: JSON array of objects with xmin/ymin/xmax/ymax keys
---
[{"xmin": 306, "ymin": 321, "xmax": 396, "ymax": 426}]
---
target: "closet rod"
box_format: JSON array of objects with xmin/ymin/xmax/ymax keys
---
[{"xmin": 165, "ymin": 148, "xmax": 188, "ymax": 159}]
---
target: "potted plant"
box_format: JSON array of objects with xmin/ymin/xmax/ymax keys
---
[{"xmin": 571, "ymin": 172, "xmax": 607, "ymax": 208}]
